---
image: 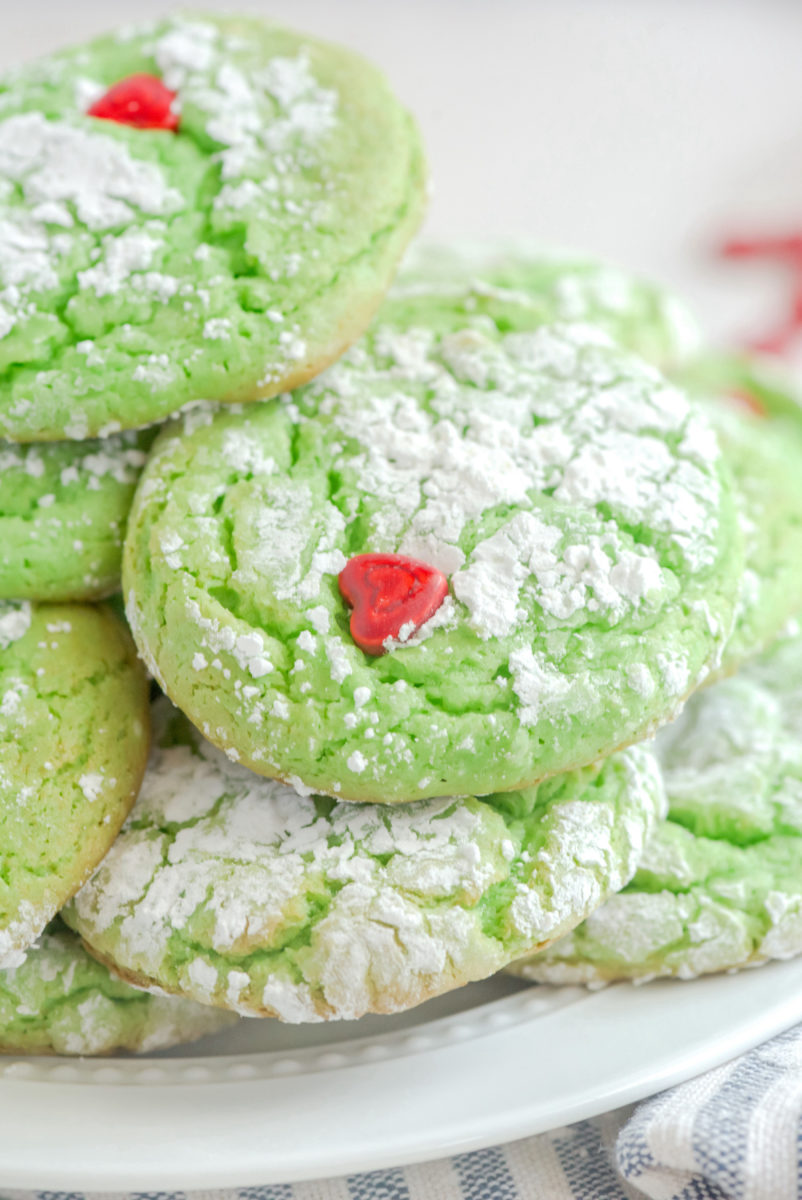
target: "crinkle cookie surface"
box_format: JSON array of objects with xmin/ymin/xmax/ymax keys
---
[
  {"xmin": 395, "ymin": 240, "xmax": 701, "ymax": 370},
  {"xmin": 401, "ymin": 254, "xmax": 802, "ymax": 673},
  {"xmin": 0, "ymin": 921, "xmax": 234, "ymax": 1056},
  {"xmin": 0, "ymin": 14, "xmax": 426, "ymax": 440},
  {"xmin": 0, "ymin": 429, "xmax": 154, "ymax": 600},
  {"xmin": 64, "ymin": 699, "xmax": 665, "ymax": 1022},
  {"xmin": 680, "ymin": 356, "xmax": 802, "ymax": 671},
  {"xmin": 125, "ymin": 299, "xmax": 741, "ymax": 802},
  {"xmin": 402, "ymin": 248, "xmax": 802, "ymax": 673},
  {"xmin": 508, "ymin": 627, "xmax": 802, "ymax": 984},
  {"xmin": 0, "ymin": 601, "xmax": 149, "ymax": 967}
]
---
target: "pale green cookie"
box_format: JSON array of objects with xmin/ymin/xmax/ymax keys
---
[
  {"xmin": 395, "ymin": 240, "xmax": 701, "ymax": 370},
  {"xmin": 0, "ymin": 14, "xmax": 426, "ymax": 441},
  {"xmin": 0, "ymin": 921, "xmax": 234, "ymax": 1055},
  {"xmin": 508, "ymin": 627, "xmax": 802, "ymax": 984},
  {"xmin": 0, "ymin": 429, "xmax": 155, "ymax": 600},
  {"xmin": 403, "ymin": 249, "xmax": 802, "ymax": 671},
  {"xmin": 679, "ymin": 356, "xmax": 802, "ymax": 670},
  {"xmin": 0, "ymin": 601, "xmax": 149, "ymax": 966},
  {"xmin": 124, "ymin": 298, "xmax": 742, "ymax": 803},
  {"xmin": 64, "ymin": 699, "xmax": 664, "ymax": 1021}
]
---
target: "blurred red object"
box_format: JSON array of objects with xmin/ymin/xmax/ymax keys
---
[{"xmin": 719, "ymin": 231, "xmax": 802, "ymax": 356}]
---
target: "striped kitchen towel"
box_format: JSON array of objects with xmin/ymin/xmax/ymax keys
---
[
  {"xmin": 616, "ymin": 1022, "xmax": 802, "ymax": 1199},
  {"xmin": 5, "ymin": 1023, "xmax": 802, "ymax": 1199}
]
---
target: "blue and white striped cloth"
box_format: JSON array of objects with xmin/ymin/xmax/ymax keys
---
[{"xmin": 5, "ymin": 1023, "xmax": 802, "ymax": 1200}]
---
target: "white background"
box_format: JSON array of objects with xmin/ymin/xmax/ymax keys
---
[{"xmin": 4, "ymin": 0, "xmax": 802, "ymax": 350}]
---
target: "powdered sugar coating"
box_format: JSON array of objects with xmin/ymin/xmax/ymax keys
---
[
  {"xmin": 0, "ymin": 14, "xmax": 425, "ymax": 440},
  {"xmin": 407, "ymin": 262, "xmax": 802, "ymax": 675},
  {"xmin": 0, "ymin": 428, "xmax": 154, "ymax": 600},
  {"xmin": 510, "ymin": 627, "xmax": 802, "ymax": 984},
  {"xmin": 125, "ymin": 296, "xmax": 741, "ymax": 802},
  {"xmin": 394, "ymin": 240, "xmax": 702, "ymax": 370},
  {"xmin": 0, "ymin": 922, "xmax": 234, "ymax": 1055},
  {"xmin": 65, "ymin": 699, "xmax": 664, "ymax": 1021},
  {"xmin": 0, "ymin": 600, "xmax": 31, "ymax": 650}
]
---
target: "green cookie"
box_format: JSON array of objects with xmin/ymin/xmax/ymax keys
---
[
  {"xmin": 124, "ymin": 296, "xmax": 742, "ymax": 803},
  {"xmin": 0, "ymin": 921, "xmax": 234, "ymax": 1055},
  {"xmin": 64, "ymin": 699, "xmax": 664, "ymax": 1021},
  {"xmin": 0, "ymin": 601, "xmax": 149, "ymax": 966},
  {"xmin": 508, "ymin": 627, "xmax": 802, "ymax": 984},
  {"xmin": 403, "ymin": 248, "xmax": 802, "ymax": 671},
  {"xmin": 0, "ymin": 429, "xmax": 155, "ymax": 600},
  {"xmin": 679, "ymin": 356, "xmax": 802, "ymax": 670},
  {"xmin": 0, "ymin": 14, "xmax": 426, "ymax": 441},
  {"xmin": 395, "ymin": 240, "xmax": 701, "ymax": 370}
]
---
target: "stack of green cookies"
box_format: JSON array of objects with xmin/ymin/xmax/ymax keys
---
[{"xmin": 2, "ymin": 14, "xmax": 802, "ymax": 1055}]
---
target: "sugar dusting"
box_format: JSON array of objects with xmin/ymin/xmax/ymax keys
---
[
  {"xmin": 0, "ymin": 601, "xmax": 31, "ymax": 649},
  {"xmin": 0, "ymin": 925, "xmax": 232, "ymax": 1054},
  {"xmin": 514, "ymin": 630, "xmax": 802, "ymax": 983},
  {"xmin": 0, "ymin": 14, "xmax": 346, "ymax": 434},
  {"xmin": 68, "ymin": 700, "xmax": 664, "ymax": 1021},
  {"xmin": 132, "ymin": 312, "xmax": 732, "ymax": 796}
]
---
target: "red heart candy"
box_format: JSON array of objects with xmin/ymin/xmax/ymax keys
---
[
  {"xmin": 338, "ymin": 554, "xmax": 449, "ymax": 656},
  {"xmin": 87, "ymin": 75, "xmax": 179, "ymax": 132}
]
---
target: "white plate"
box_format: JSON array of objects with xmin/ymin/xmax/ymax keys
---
[{"xmin": 5, "ymin": 958, "xmax": 802, "ymax": 1190}]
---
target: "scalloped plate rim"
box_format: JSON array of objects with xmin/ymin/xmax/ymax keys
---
[{"xmin": 3, "ymin": 960, "xmax": 802, "ymax": 1188}]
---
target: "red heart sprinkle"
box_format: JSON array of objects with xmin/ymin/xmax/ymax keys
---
[
  {"xmin": 87, "ymin": 75, "xmax": 179, "ymax": 132},
  {"xmin": 338, "ymin": 554, "xmax": 449, "ymax": 657}
]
